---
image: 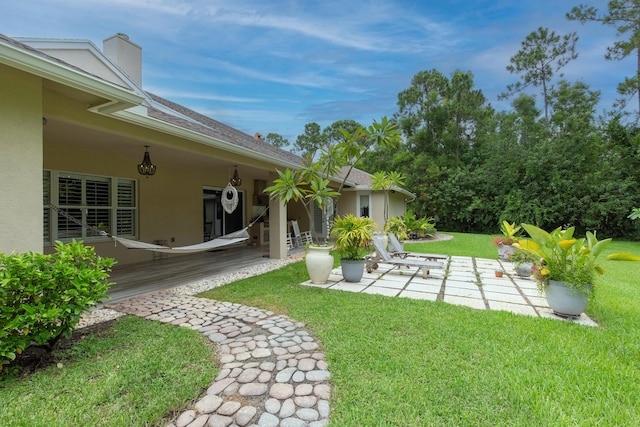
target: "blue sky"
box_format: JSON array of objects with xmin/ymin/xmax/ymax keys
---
[{"xmin": 1, "ymin": 0, "xmax": 630, "ymax": 143}]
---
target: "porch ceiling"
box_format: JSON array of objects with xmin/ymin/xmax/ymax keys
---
[{"xmin": 43, "ymin": 117, "xmax": 273, "ymax": 180}]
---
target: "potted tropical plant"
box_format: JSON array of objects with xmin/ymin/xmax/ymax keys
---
[
  {"xmin": 516, "ymin": 223, "xmax": 640, "ymax": 318},
  {"xmin": 507, "ymin": 248, "xmax": 538, "ymax": 277},
  {"xmin": 265, "ymin": 117, "xmax": 401, "ymax": 284},
  {"xmin": 331, "ymin": 214, "xmax": 376, "ymax": 282},
  {"xmin": 493, "ymin": 220, "xmax": 521, "ymax": 260}
]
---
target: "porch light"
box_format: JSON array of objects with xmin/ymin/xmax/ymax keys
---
[
  {"xmin": 137, "ymin": 145, "xmax": 156, "ymax": 176},
  {"xmin": 230, "ymin": 165, "xmax": 242, "ymax": 186}
]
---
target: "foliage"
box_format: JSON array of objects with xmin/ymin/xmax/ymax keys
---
[
  {"xmin": 384, "ymin": 211, "xmax": 436, "ymax": 241},
  {"xmin": 507, "ymin": 248, "xmax": 539, "ymax": 267},
  {"xmin": 330, "ymin": 214, "xmax": 376, "ymax": 260},
  {"xmin": 264, "ymin": 132, "xmax": 289, "ymax": 149},
  {"xmin": 0, "ymin": 241, "xmax": 116, "ymax": 371},
  {"xmin": 265, "ymin": 117, "xmax": 401, "ymax": 245},
  {"xmin": 500, "ymin": 27, "xmax": 579, "ymax": 125},
  {"xmin": 403, "ymin": 210, "xmax": 436, "ymax": 238},
  {"xmin": 383, "ymin": 217, "xmax": 407, "ymax": 240},
  {"xmin": 567, "ymin": 0, "xmax": 640, "ymax": 110},
  {"xmin": 516, "ymin": 223, "xmax": 640, "ymax": 294},
  {"xmin": 293, "ymin": 122, "xmax": 325, "ymax": 158},
  {"xmin": 371, "ymin": 171, "xmax": 405, "ymax": 221},
  {"xmin": 629, "ymin": 207, "xmax": 640, "ymax": 220}
]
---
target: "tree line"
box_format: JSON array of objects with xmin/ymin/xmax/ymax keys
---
[{"xmin": 266, "ymin": 1, "xmax": 640, "ymax": 238}]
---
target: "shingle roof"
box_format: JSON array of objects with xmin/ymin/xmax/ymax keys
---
[{"xmin": 145, "ymin": 92, "xmax": 303, "ymax": 166}]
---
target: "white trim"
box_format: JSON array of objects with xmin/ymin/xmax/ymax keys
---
[
  {"xmin": 357, "ymin": 192, "xmax": 372, "ymax": 218},
  {"xmin": 0, "ymin": 38, "xmax": 144, "ymax": 109}
]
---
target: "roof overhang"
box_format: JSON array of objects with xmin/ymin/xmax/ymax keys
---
[
  {"xmin": 0, "ymin": 36, "xmax": 144, "ymax": 112},
  {"xmin": 105, "ymin": 107, "xmax": 303, "ymax": 170},
  {"xmin": 342, "ymin": 185, "xmax": 416, "ymax": 199}
]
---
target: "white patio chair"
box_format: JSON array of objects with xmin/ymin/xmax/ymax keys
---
[
  {"xmin": 388, "ymin": 233, "xmax": 448, "ymax": 261},
  {"xmin": 367, "ymin": 238, "xmax": 444, "ymax": 279},
  {"xmin": 290, "ymin": 220, "xmax": 313, "ymax": 247}
]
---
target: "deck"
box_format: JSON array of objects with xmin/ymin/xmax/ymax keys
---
[{"xmin": 106, "ymin": 244, "xmax": 276, "ymax": 303}]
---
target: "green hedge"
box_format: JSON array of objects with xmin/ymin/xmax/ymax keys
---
[{"xmin": 0, "ymin": 241, "xmax": 116, "ymax": 371}]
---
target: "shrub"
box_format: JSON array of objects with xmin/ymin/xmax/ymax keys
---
[{"xmin": 0, "ymin": 241, "xmax": 116, "ymax": 371}]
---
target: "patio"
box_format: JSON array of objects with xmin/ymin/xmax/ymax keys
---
[{"xmin": 302, "ymin": 255, "xmax": 598, "ymax": 327}]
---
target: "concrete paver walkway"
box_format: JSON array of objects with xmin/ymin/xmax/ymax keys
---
[{"xmin": 302, "ymin": 255, "xmax": 597, "ymax": 327}]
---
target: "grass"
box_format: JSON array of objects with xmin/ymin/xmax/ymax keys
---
[
  {"xmin": 199, "ymin": 232, "xmax": 640, "ymax": 426},
  {"xmin": 2, "ymin": 232, "xmax": 640, "ymax": 426},
  {"xmin": 0, "ymin": 316, "xmax": 217, "ymax": 427}
]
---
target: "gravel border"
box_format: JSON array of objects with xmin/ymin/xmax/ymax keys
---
[{"xmin": 77, "ymin": 253, "xmax": 304, "ymax": 329}]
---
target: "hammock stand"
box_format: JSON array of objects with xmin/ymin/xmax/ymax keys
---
[{"xmin": 48, "ymin": 203, "xmax": 269, "ymax": 255}]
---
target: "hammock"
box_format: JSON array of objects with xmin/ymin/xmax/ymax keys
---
[
  {"xmin": 48, "ymin": 202, "xmax": 264, "ymax": 255},
  {"xmin": 110, "ymin": 228, "xmax": 249, "ymax": 254}
]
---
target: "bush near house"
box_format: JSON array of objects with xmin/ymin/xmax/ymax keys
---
[
  {"xmin": 0, "ymin": 241, "xmax": 115, "ymax": 372},
  {"xmin": 384, "ymin": 210, "xmax": 437, "ymax": 240}
]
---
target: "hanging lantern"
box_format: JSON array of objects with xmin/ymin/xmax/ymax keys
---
[
  {"xmin": 230, "ymin": 165, "xmax": 242, "ymax": 186},
  {"xmin": 137, "ymin": 145, "xmax": 156, "ymax": 176}
]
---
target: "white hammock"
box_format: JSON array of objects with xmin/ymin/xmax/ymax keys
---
[
  {"xmin": 48, "ymin": 201, "xmax": 260, "ymax": 255},
  {"xmin": 110, "ymin": 228, "xmax": 249, "ymax": 254}
]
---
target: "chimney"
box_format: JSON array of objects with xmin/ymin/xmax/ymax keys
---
[{"xmin": 103, "ymin": 33, "xmax": 142, "ymax": 86}]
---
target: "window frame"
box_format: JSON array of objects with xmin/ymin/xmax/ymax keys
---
[{"xmin": 43, "ymin": 170, "xmax": 138, "ymax": 245}]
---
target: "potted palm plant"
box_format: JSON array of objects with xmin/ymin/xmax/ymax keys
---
[
  {"xmin": 331, "ymin": 214, "xmax": 376, "ymax": 282},
  {"xmin": 493, "ymin": 220, "xmax": 521, "ymax": 260},
  {"xmin": 516, "ymin": 223, "xmax": 640, "ymax": 318},
  {"xmin": 265, "ymin": 117, "xmax": 401, "ymax": 284}
]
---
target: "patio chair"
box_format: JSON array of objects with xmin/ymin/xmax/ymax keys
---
[
  {"xmin": 388, "ymin": 233, "xmax": 448, "ymax": 261},
  {"xmin": 290, "ymin": 220, "xmax": 313, "ymax": 247},
  {"xmin": 367, "ymin": 237, "xmax": 444, "ymax": 279}
]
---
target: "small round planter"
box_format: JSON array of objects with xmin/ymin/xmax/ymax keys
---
[
  {"xmin": 545, "ymin": 280, "xmax": 592, "ymax": 318},
  {"xmin": 341, "ymin": 259, "xmax": 366, "ymax": 282},
  {"xmin": 516, "ymin": 262, "xmax": 534, "ymax": 277},
  {"xmin": 497, "ymin": 244, "xmax": 516, "ymax": 261},
  {"xmin": 495, "ymin": 270, "xmax": 504, "ymax": 278},
  {"xmin": 305, "ymin": 245, "xmax": 334, "ymax": 284}
]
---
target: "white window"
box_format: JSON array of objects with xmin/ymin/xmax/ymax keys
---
[
  {"xmin": 359, "ymin": 194, "xmax": 371, "ymax": 217},
  {"xmin": 43, "ymin": 170, "xmax": 137, "ymax": 244}
]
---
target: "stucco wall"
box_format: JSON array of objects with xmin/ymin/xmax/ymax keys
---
[
  {"xmin": 0, "ymin": 65, "xmax": 43, "ymax": 254},
  {"xmin": 44, "ymin": 139, "xmax": 253, "ymax": 264}
]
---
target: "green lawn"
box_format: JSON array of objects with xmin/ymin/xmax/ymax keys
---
[
  {"xmin": 2, "ymin": 232, "xmax": 640, "ymax": 426},
  {"xmin": 0, "ymin": 316, "xmax": 217, "ymax": 427},
  {"xmin": 200, "ymin": 232, "xmax": 640, "ymax": 426}
]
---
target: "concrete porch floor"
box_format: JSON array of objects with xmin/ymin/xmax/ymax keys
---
[{"xmin": 301, "ymin": 255, "xmax": 597, "ymax": 327}]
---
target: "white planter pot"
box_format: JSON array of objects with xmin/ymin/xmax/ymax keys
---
[
  {"xmin": 341, "ymin": 259, "xmax": 366, "ymax": 282},
  {"xmin": 305, "ymin": 245, "xmax": 334, "ymax": 284},
  {"xmin": 545, "ymin": 280, "xmax": 592, "ymax": 318}
]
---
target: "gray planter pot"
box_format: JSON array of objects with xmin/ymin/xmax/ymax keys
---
[
  {"xmin": 516, "ymin": 262, "xmax": 534, "ymax": 277},
  {"xmin": 498, "ymin": 244, "xmax": 516, "ymax": 260},
  {"xmin": 545, "ymin": 280, "xmax": 592, "ymax": 318},
  {"xmin": 341, "ymin": 259, "xmax": 366, "ymax": 282}
]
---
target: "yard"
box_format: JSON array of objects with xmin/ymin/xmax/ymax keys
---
[{"xmin": 2, "ymin": 232, "xmax": 640, "ymax": 426}]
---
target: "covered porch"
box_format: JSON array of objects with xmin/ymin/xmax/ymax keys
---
[{"xmin": 105, "ymin": 244, "xmax": 301, "ymax": 304}]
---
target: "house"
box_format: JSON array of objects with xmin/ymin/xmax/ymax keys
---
[{"xmin": 0, "ymin": 33, "xmax": 414, "ymax": 265}]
